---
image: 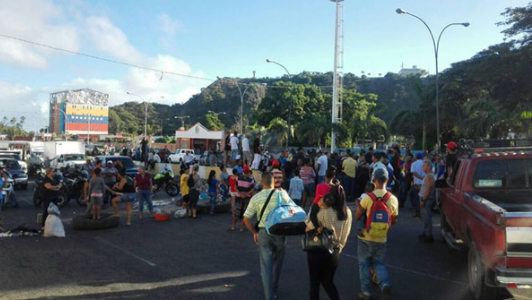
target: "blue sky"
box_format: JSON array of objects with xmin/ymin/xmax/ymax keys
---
[{"xmin": 0, "ymin": 0, "xmax": 528, "ymax": 131}]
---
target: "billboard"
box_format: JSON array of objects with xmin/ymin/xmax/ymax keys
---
[{"xmin": 49, "ymin": 89, "xmax": 109, "ymax": 136}]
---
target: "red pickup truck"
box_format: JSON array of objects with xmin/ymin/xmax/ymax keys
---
[{"xmin": 439, "ymin": 149, "xmax": 532, "ymax": 300}]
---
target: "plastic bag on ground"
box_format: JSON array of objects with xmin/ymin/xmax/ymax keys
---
[
  {"xmin": 174, "ymin": 209, "xmax": 187, "ymax": 218},
  {"xmin": 43, "ymin": 215, "xmax": 65, "ymax": 237},
  {"xmin": 47, "ymin": 203, "xmax": 61, "ymax": 216}
]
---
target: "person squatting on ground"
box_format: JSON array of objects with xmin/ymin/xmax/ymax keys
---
[
  {"xmin": 134, "ymin": 166, "xmax": 154, "ymax": 220},
  {"xmin": 355, "ymin": 168, "xmax": 398, "ymax": 300},
  {"xmin": 111, "ymin": 169, "xmax": 136, "ymax": 226},
  {"xmin": 418, "ymin": 159, "xmax": 436, "ymax": 243},
  {"xmin": 232, "ymin": 166, "xmax": 255, "ymax": 231},
  {"xmin": 305, "ymin": 183, "xmax": 352, "ymax": 300},
  {"xmin": 243, "ymin": 172, "xmax": 291, "ymax": 300}
]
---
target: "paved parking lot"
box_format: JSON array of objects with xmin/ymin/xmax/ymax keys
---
[{"xmin": 0, "ymin": 183, "xmax": 530, "ymax": 300}]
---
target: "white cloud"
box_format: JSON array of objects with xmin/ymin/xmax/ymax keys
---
[
  {"xmin": 85, "ymin": 16, "xmax": 143, "ymax": 63},
  {"xmin": 0, "ymin": 0, "xmax": 80, "ymax": 69},
  {"xmin": 157, "ymin": 13, "xmax": 185, "ymax": 36},
  {"xmin": 0, "ymin": 81, "xmax": 48, "ymax": 131}
]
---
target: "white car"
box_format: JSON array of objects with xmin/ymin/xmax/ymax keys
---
[{"xmin": 168, "ymin": 149, "xmax": 195, "ymax": 164}]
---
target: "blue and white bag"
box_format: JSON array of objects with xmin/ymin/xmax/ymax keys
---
[{"xmin": 265, "ymin": 191, "xmax": 307, "ymax": 236}]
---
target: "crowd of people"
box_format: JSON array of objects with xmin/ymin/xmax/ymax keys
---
[{"xmin": 215, "ymin": 131, "xmax": 459, "ymax": 300}]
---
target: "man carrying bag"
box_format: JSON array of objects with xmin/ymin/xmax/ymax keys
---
[{"xmin": 243, "ymin": 172, "xmax": 291, "ymax": 300}]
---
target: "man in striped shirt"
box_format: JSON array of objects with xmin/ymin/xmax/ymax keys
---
[
  {"xmin": 271, "ymin": 160, "xmax": 284, "ymax": 189},
  {"xmin": 232, "ymin": 166, "xmax": 255, "ymax": 231}
]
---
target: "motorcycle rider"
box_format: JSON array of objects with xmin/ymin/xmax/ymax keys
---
[{"xmin": 0, "ymin": 166, "xmax": 18, "ymax": 208}]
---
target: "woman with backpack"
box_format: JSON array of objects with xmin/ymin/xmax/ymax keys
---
[
  {"xmin": 207, "ymin": 170, "xmax": 220, "ymax": 215},
  {"xmin": 305, "ymin": 183, "xmax": 352, "ymax": 300}
]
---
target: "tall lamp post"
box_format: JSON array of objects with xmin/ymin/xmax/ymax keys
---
[
  {"xmin": 126, "ymin": 92, "xmax": 164, "ymax": 137},
  {"xmin": 396, "ymin": 8, "xmax": 469, "ymax": 150},
  {"xmin": 216, "ymin": 76, "xmax": 256, "ymax": 135},
  {"xmin": 266, "ymin": 59, "xmax": 292, "ymax": 149},
  {"xmin": 174, "ymin": 115, "xmax": 190, "ymax": 129}
]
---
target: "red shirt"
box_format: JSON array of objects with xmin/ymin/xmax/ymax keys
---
[
  {"xmin": 229, "ymin": 176, "xmax": 237, "ymax": 192},
  {"xmin": 134, "ymin": 173, "xmax": 151, "ymax": 190},
  {"xmin": 313, "ymin": 183, "xmax": 331, "ymax": 204},
  {"xmin": 272, "ymin": 169, "xmax": 284, "ymax": 189}
]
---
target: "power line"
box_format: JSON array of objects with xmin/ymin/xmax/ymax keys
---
[{"xmin": 0, "ymin": 33, "xmax": 216, "ymax": 82}]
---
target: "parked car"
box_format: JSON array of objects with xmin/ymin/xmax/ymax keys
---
[
  {"xmin": 438, "ymin": 145, "xmax": 532, "ymax": 299},
  {"xmin": 95, "ymin": 156, "xmax": 139, "ymax": 177},
  {"xmin": 0, "ymin": 158, "xmax": 28, "ymax": 190},
  {"xmin": 168, "ymin": 149, "xmax": 195, "ymax": 164},
  {"xmin": 0, "ymin": 151, "xmax": 28, "ymax": 172}
]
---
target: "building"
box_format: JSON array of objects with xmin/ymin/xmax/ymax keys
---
[
  {"xmin": 175, "ymin": 123, "xmax": 224, "ymax": 153},
  {"xmin": 49, "ymin": 89, "xmax": 109, "ymax": 139},
  {"xmin": 398, "ymin": 65, "xmax": 427, "ymax": 77}
]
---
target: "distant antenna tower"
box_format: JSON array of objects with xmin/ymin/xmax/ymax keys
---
[{"xmin": 330, "ymin": 0, "xmax": 344, "ymax": 152}]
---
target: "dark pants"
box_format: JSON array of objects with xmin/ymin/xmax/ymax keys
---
[
  {"xmin": 42, "ymin": 197, "xmax": 59, "ymax": 227},
  {"xmin": 355, "ymin": 175, "xmax": 369, "ymax": 199},
  {"xmin": 399, "ymin": 179, "xmax": 411, "ymax": 207},
  {"xmin": 104, "ymin": 181, "xmax": 116, "ymax": 205},
  {"xmin": 409, "ymin": 185, "xmax": 421, "ymax": 216},
  {"xmin": 307, "ymin": 249, "xmax": 340, "ymax": 300},
  {"xmin": 345, "ymin": 175, "xmax": 356, "ymax": 202}
]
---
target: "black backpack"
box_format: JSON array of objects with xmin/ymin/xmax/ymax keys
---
[{"xmin": 187, "ymin": 174, "xmax": 195, "ymax": 188}]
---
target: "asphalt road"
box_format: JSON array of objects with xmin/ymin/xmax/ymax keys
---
[{"xmin": 0, "ymin": 182, "xmax": 531, "ymax": 300}]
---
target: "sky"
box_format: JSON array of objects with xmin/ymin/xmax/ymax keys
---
[{"xmin": 0, "ymin": 0, "xmax": 529, "ymax": 132}]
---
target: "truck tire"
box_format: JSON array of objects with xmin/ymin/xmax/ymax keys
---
[
  {"xmin": 198, "ymin": 201, "xmax": 231, "ymax": 215},
  {"xmin": 72, "ymin": 213, "xmax": 119, "ymax": 230},
  {"xmin": 468, "ymin": 242, "xmax": 500, "ymax": 300}
]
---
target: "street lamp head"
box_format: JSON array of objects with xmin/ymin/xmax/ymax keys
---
[
  {"xmin": 462, "ymin": 22, "xmax": 470, "ymax": 27},
  {"xmin": 396, "ymin": 8, "xmax": 407, "ymax": 14},
  {"xmin": 266, "ymin": 59, "xmax": 271, "ymax": 63},
  {"xmin": 126, "ymin": 92, "xmax": 131, "ymax": 95}
]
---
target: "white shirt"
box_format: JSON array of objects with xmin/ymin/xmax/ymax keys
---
[
  {"xmin": 230, "ymin": 136, "xmax": 239, "ymax": 150},
  {"xmin": 154, "ymin": 154, "xmax": 161, "ymax": 163},
  {"xmin": 184, "ymin": 153, "xmax": 195, "ymax": 163},
  {"xmin": 317, "ymin": 155, "xmax": 328, "ymax": 176},
  {"xmin": 242, "ymin": 137, "xmax": 250, "ymax": 152},
  {"xmin": 411, "ymin": 160, "xmax": 426, "ymax": 185}
]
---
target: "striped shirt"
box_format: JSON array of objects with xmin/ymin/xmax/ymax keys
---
[
  {"xmin": 271, "ymin": 169, "xmax": 284, "ymax": 189},
  {"xmin": 236, "ymin": 175, "xmax": 255, "ymax": 198},
  {"xmin": 244, "ymin": 189, "xmax": 291, "ymax": 228},
  {"xmin": 300, "ymin": 166, "xmax": 316, "ymax": 185},
  {"xmin": 305, "ymin": 207, "xmax": 353, "ymax": 252}
]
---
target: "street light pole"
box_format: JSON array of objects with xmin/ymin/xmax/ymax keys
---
[
  {"xmin": 174, "ymin": 116, "xmax": 190, "ymax": 129},
  {"xmin": 396, "ymin": 8, "xmax": 469, "ymax": 150},
  {"xmin": 127, "ymin": 92, "xmax": 164, "ymax": 137},
  {"xmin": 217, "ymin": 76, "xmax": 255, "ymax": 135},
  {"xmin": 208, "ymin": 110, "xmax": 227, "ymax": 117},
  {"xmin": 266, "ymin": 59, "xmax": 292, "ymax": 149}
]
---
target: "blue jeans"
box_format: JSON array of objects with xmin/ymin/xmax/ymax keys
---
[
  {"xmin": 220, "ymin": 185, "xmax": 229, "ymax": 199},
  {"xmin": 231, "ymin": 149, "xmax": 238, "ymax": 160},
  {"xmin": 209, "ymin": 192, "xmax": 217, "ymax": 214},
  {"xmin": 258, "ymin": 229, "xmax": 286, "ymax": 300},
  {"xmin": 409, "ymin": 186, "xmax": 421, "ymax": 216},
  {"xmin": 423, "ymin": 196, "xmax": 436, "ymax": 237},
  {"xmin": 138, "ymin": 190, "xmax": 153, "ymax": 213},
  {"xmin": 398, "ymin": 180, "xmax": 410, "ymax": 206},
  {"xmin": 358, "ymin": 239, "xmax": 390, "ymax": 295},
  {"xmin": 317, "ymin": 176, "xmax": 325, "ymax": 184}
]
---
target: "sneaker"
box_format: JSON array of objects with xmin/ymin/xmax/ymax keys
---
[
  {"xmin": 419, "ymin": 235, "xmax": 434, "ymax": 243},
  {"xmin": 357, "ymin": 292, "xmax": 372, "ymax": 300},
  {"xmin": 382, "ymin": 286, "xmax": 392, "ymax": 300}
]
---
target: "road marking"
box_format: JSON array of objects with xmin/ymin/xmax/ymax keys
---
[
  {"xmin": 341, "ymin": 253, "xmax": 468, "ymax": 286},
  {"xmin": 95, "ymin": 237, "xmax": 157, "ymax": 267}
]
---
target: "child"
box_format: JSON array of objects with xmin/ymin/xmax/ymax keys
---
[
  {"xmin": 229, "ymin": 168, "xmax": 239, "ymax": 225},
  {"xmin": 89, "ymin": 168, "xmax": 106, "ymax": 220},
  {"xmin": 289, "ymin": 169, "xmax": 304, "ymax": 206},
  {"xmin": 357, "ymin": 182, "xmax": 375, "ymax": 237}
]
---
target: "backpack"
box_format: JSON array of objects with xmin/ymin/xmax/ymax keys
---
[
  {"xmin": 187, "ymin": 174, "xmax": 195, "ymax": 188},
  {"xmin": 365, "ymin": 192, "xmax": 393, "ymax": 238}
]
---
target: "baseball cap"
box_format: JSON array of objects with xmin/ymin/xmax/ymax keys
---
[
  {"xmin": 243, "ymin": 166, "xmax": 251, "ymax": 173},
  {"xmin": 271, "ymin": 159, "xmax": 280, "ymax": 167},
  {"xmin": 446, "ymin": 141, "xmax": 458, "ymax": 150},
  {"xmin": 107, "ymin": 161, "xmax": 113, "ymax": 164},
  {"xmin": 415, "ymin": 152, "xmax": 425, "ymax": 159},
  {"xmin": 373, "ymin": 168, "xmax": 389, "ymax": 181}
]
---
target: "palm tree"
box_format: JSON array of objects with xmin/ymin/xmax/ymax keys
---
[
  {"xmin": 268, "ymin": 117, "xmax": 288, "ymax": 147},
  {"xmin": 460, "ymin": 99, "xmax": 505, "ymax": 138}
]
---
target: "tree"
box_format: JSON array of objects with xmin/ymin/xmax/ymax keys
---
[
  {"xmin": 268, "ymin": 118, "xmax": 288, "ymax": 147},
  {"xmin": 497, "ymin": 2, "xmax": 532, "ymax": 47},
  {"xmin": 199, "ymin": 113, "xmax": 224, "ymax": 130}
]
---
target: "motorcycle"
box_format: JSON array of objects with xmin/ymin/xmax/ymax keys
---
[
  {"xmin": 33, "ymin": 168, "xmax": 68, "ymax": 208},
  {"xmin": 67, "ymin": 170, "xmax": 89, "ymax": 206},
  {"xmin": 152, "ymin": 166, "xmax": 179, "ymax": 197},
  {"xmin": 28, "ymin": 163, "xmax": 43, "ymax": 176},
  {"xmin": 1, "ymin": 173, "xmax": 16, "ymax": 208}
]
